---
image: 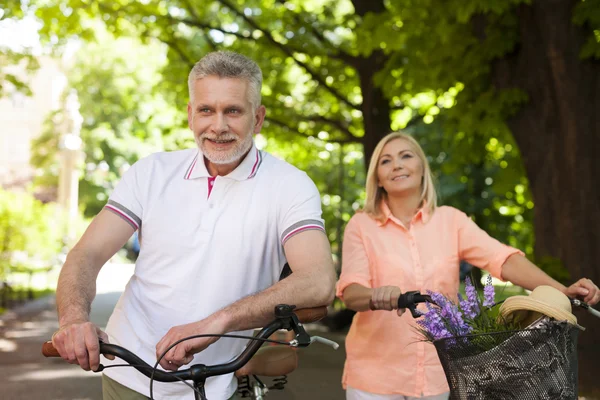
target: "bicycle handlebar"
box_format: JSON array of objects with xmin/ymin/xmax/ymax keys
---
[
  {"xmin": 42, "ymin": 305, "xmax": 335, "ymax": 384},
  {"xmin": 570, "ymin": 299, "xmax": 600, "ymax": 319},
  {"xmin": 388, "ymin": 290, "xmax": 599, "ymax": 320}
]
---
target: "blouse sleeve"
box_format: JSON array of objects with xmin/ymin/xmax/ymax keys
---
[
  {"xmin": 336, "ymin": 215, "xmax": 372, "ymax": 300},
  {"xmin": 455, "ymin": 209, "xmax": 524, "ymax": 280}
]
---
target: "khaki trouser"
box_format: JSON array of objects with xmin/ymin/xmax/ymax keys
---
[
  {"xmin": 102, "ymin": 374, "xmax": 240, "ymax": 399},
  {"xmin": 346, "ymin": 386, "xmax": 450, "ymax": 400}
]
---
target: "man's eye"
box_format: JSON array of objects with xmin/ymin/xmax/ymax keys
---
[{"xmin": 227, "ymin": 109, "xmax": 240, "ymax": 114}]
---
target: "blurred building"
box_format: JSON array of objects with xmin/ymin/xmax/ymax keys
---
[{"xmin": 0, "ymin": 56, "xmax": 67, "ymax": 199}]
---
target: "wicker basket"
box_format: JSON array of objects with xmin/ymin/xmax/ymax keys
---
[{"xmin": 433, "ymin": 321, "xmax": 579, "ymax": 400}]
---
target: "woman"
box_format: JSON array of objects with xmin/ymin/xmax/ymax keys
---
[{"xmin": 336, "ymin": 132, "xmax": 599, "ymax": 400}]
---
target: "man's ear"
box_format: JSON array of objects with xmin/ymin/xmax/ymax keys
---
[{"xmin": 253, "ymin": 105, "xmax": 266, "ymax": 133}]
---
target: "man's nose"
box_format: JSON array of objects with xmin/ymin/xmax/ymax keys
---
[{"xmin": 210, "ymin": 113, "xmax": 228, "ymax": 134}]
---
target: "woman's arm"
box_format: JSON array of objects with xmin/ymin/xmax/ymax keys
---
[
  {"xmin": 342, "ymin": 283, "xmax": 404, "ymax": 315},
  {"xmin": 501, "ymin": 253, "xmax": 599, "ymax": 304},
  {"xmin": 500, "ymin": 253, "xmax": 566, "ymax": 292},
  {"xmin": 342, "ymin": 284, "xmax": 373, "ymax": 311}
]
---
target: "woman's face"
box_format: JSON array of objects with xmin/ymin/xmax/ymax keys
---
[{"xmin": 376, "ymin": 138, "xmax": 424, "ymax": 198}]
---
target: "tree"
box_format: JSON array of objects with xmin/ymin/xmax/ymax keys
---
[{"xmin": 0, "ymin": 3, "xmax": 40, "ymax": 97}]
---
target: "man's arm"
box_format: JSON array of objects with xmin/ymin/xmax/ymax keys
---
[
  {"xmin": 52, "ymin": 209, "xmax": 135, "ymax": 371},
  {"xmin": 501, "ymin": 253, "xmax": 599, "ymax": 304},
  {"xmin": 156, "ymin": 229, "xmax": 336, "ymax": 370}
]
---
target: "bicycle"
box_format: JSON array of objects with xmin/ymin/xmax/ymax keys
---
[
  {"xmin": 395, "ymin": 290, "xmax": 600, "ymax": 400},
  {"xmin": 43, "ymin": 304, "xmax": 339, "ymax": 400}
]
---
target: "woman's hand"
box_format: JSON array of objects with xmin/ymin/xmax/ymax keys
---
[
  {"xmin": 371, "ymin": 286, "xmax": 405, "ymax": 316},
  {"xmin": 565, "ymin": 278, "xmax": 600, "ymax": 305}
]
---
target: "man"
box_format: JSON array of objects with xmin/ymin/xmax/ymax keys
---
[{"xmin": 51, "ymin": 51, "xmax": 336, "ymax": 399}]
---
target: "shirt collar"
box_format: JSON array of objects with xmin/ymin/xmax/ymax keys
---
[
  {"xmin": 183, "ymin": 144, "xmax": 263, "ymax": 181},
  {"xmin": 377, "ymin": 200, "xmax": 430, "ymax": 227}
]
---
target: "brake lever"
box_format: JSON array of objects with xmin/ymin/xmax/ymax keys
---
[
  {"xmin": 571, "ymin": 299, "xmax": 600, "ymax": 319},
  {"xmin": 398, "ymin": 291, "xmax": 437, "ymax": 318},
  {"xmin": 309, "ymin": 336, "xmax": 339, "ymax": 349}
]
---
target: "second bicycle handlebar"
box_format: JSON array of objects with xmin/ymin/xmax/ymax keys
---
[
  {"xmin": 369, "ymin": 290, "xmax": 435, "ymax": 318},
  {"xmin": 386, "ymin": 290, "xmax": 598, "ymax": 320}
]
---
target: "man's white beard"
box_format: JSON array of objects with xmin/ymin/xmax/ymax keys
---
[{"xmin": 197, "ymin": 132, "xmax": 254, "ymax": 165}]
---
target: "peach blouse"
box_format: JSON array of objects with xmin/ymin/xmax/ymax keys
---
[{"xmin": 336, "ymin": 203, "xmax": 523, "ymax": 397}]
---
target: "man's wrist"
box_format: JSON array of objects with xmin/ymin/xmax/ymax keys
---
[
  {"xmin": 58, "ymin": 314, "xmax": 89, "ymax": 328},
  {"xmin": 209, "ymin": 308, "xmax": 235, "ymax": 333}
]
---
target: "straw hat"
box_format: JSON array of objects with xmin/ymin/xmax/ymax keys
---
[{"xmin": 499, "ymin": 285, "xmax": 584, "ymax": 330}]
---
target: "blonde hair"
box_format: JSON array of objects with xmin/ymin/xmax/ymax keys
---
[{"xmin": 363, "ymin": 131, "xmax": 437, "ymax": 221}]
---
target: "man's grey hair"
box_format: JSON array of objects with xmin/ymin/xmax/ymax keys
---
[{"xmin": 188, "ymin": 51, "xmax": 263, "ymax": 109}]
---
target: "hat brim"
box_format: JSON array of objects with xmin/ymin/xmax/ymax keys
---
[{"xmin": 499, "ymin": 296, "xmax": 584, "ymax": 330}]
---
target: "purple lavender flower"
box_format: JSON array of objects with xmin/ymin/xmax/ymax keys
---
[
  {"xmin": 462, "ymin": 278, "xmax": 481, "ymax": 318},
  {"xmin": 418, "ymin": 302, "xmax": 451, "ymax": 340},
  {"xmin": 465, "ymin": 277, "xmax": 480, "ymax": 307},
  {"xmin": 458, "ymin": 293, "xmax": 478, "ymax": 320},
  {"xmin": 427, "ymin": 291, "xmax": 472, "ymax": 337},
  {"xmin": 483, "ymin": 275, "xmax": 495, "ymax": 308}
]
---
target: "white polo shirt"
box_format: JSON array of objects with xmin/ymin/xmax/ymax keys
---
[{"xmin": 101, "ymin": 144, "xmax": 325, "ymax": 399}]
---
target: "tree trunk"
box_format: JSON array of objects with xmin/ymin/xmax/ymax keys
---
[
  {"xmin": 352, "ymin": 0, "xmax": 392, "ymax": 166},
  {"xmin": 493, "ymin": 0, "xmax": 600, "ymax": 395},
  {"xmin": 359, "ymin": 70, "xmax": 392, "ymax": 165}
]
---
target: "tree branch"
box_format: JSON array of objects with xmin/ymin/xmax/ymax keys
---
[
  {"xmin": 283, "ymin": 8, "xmax": 357, "ymax": 66},
  {"xmin": 215, "ymin": 0, "xmax": 360, "ymax": 110},
  {"xmin": 310, "ymin": 115, "xmax": 358, "ymax": 140},
  {"xmin": 265, "ymin": 115, "xmax": 359, "ymax": 144},
  {"xmin": 161, "ymin": 36, "xmax": 196, "ymax": 65},
  {"xmin": 166, "ymin": 15, "xmax": 252, "ymax": 40}
]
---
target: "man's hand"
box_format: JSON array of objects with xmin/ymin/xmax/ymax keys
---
[
  {"xmin": 51, "ymin": 321, "xmax": 113, "ymax": 371},
  {"xmin": 371, "ymin": 286, "xmax": 405, "ymax": 316},
  {"xmin": 565, "ymin": 278, "xmax": 600, "ymax": 305},
  {"xmin": 156, "ymin": 316, "xmax": 228, "ymax": 371}
]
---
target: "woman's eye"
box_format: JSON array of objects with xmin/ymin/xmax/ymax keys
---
[
  {"xmin": 380, "ymin": 159, "xmax": 390, "ymax": 165},
  {"xmin": 402, "ymin": 154, "xmax": 413, "ymax": 159}
]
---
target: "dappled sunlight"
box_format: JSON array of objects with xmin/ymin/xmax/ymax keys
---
[
  {"xmin": 6, "ymin": 327, "xmax": 50, "ymax": 339},
  {"xmin": 0, "ymin": 338, "xmax": 17, "ymax": 352},
  {"xmin": 10, "ymin": 363, "xmax": 99, "ymax": 382}
]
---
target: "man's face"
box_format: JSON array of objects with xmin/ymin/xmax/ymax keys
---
[{"xmin": 187, "ymin": 76, "xmax": 265, "ymax": 165}]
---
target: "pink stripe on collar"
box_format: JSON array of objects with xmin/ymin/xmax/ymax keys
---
[
  {"xmin": 186, "ymin": 157, "xmax": 198, "ymax": 180},
  {"xmin": 247, "ymin": 148, "xmax": 260, "ymax": 178}
]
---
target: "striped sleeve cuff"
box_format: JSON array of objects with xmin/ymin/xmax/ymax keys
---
[
  {"xmin": 281, "ymin": 219, "xmax": 325, "ymax": 245},
  {"xmin": 104, "ymin": 200, "xmax": 141, "ymax": 230}
]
